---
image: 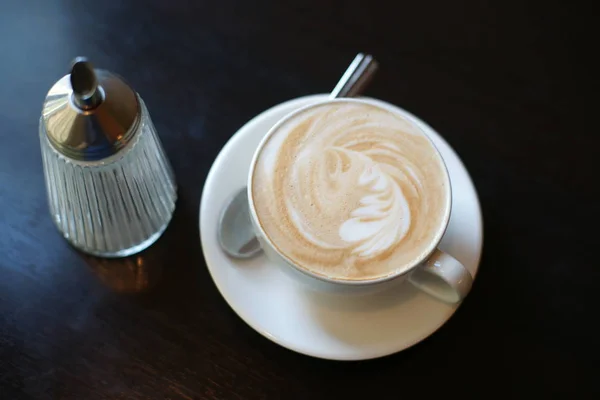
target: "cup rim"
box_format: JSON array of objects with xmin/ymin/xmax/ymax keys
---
[{"xmin": 247, "ymin": 97, "xmax": 452, "ymax": 286}]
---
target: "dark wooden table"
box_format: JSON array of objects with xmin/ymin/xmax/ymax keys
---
[{"xmin": 1, "ymin": 0, "xmax": 596, "ymax": 398}]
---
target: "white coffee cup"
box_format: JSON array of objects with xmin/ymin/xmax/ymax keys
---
[{"xmin": 247, "ymin": 98, "xmax": 473, "ymax": 304}]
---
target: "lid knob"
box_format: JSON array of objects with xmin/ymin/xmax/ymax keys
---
[{"xmin": 70, "ymin": 57, "xmax": 103, "ymax": 110}]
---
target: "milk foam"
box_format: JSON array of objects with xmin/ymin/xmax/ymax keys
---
[{"xmin": 252, "ymin": 101, "xmax": 449, "ymax": 280}]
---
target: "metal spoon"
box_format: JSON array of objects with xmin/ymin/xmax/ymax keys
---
[{"xmin": 218, "ymin": 53, "xmax": 379, "ymax": 258}]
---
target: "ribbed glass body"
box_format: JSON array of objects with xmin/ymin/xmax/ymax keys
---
[{"xmin": 40, "ymin": 99, "xmax": 176, "ymax": 257}]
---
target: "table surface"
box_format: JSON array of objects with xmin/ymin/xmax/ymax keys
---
[{"xmin": 0, "ymin": 1, "xmax": 596, "ymax": 398}]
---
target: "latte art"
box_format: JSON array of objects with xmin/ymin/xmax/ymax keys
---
[
  {"xmin": 337, "ymin": 149, "xmax": 411, "ymax": 258},
  {"xmin": 292, "ymin": 146, "xmax": 412, "ymax": 259},
  {"xmin": 252, "ymin": 102, "xmax": 449, "ymax": 280}
]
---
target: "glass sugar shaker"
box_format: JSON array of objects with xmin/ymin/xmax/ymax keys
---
[{"xmin": 39, "ymin": 57, "xmax": 177, "ymax": 257}]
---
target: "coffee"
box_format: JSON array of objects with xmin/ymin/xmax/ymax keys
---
[{"xmin": 251, "ymin": 101, "xmax": 450, "ymax": 281}]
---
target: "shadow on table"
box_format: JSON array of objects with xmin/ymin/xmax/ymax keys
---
[{"xmin": 79, "ymin": 238, "xmax": 168, "ymax": 294}]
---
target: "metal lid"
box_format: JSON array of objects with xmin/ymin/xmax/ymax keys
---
[{"xmin": 42, "ymin": 57, "xmax": 140, "ymax": 161}]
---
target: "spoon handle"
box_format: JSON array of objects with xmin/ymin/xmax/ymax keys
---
[{"xmin": 330, "ymin": 53, "xmax": 379, "ymax": 99}]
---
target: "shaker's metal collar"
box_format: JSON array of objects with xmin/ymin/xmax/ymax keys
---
[{"xmin": 41, "ymin": 57, "xmax": 141, "ymax": 161}]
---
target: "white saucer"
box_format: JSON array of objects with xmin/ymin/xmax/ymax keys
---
[{"xmin": 199, "ymin": 95, "xmax": 483, "ymax": 360}]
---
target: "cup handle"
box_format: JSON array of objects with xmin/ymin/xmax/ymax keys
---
[{"xmin": 408, "ymin": 249, "xmax": 473, "ymax": 304}]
